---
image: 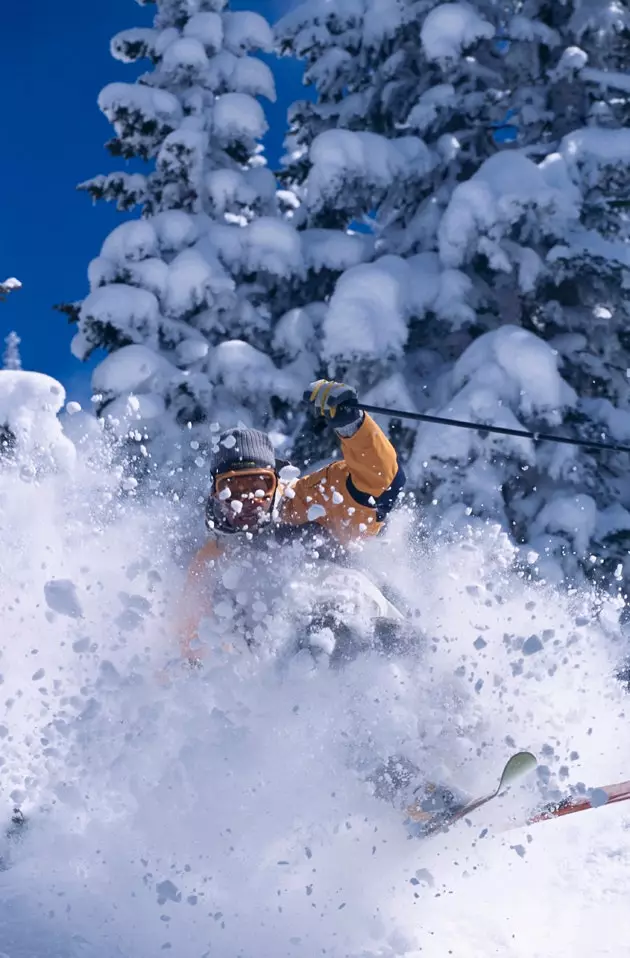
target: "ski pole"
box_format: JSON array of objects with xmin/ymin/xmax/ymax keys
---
[{"xmin": 358, "ymin": 402, "xmax": 630, "ymax": 457}]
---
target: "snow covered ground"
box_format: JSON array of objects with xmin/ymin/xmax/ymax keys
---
[{"xmin": 0, "ymin": 417, "xmax": 629, "ymax": 957}]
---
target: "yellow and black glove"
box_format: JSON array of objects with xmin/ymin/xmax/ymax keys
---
[{"xmin": 305, "ymin": 380, "xmax": 363, "ymax": 431}]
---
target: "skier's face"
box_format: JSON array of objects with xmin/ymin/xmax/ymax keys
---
[{"xmin": 213, "ymin": 469, "xmax": 277, "ymax": 530}]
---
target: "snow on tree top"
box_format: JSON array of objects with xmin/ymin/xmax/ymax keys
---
[
  {"xmin": 183, "ymin": 12, "xmax": 224, "ymax": 53},
  {"xmin": 306, "ymin": 130, "xmax": 434, "ymax": 213},
  {"xmin": 560, "ymin": 127, "xmax": 630, "ymax": 183},
  {"xmin": 420, "ymin": 3, "xmax": 494, "ymax": 63},
  {"xmin": 101, "ymin": 220, "xmax": 159, "ymax": 264},
  {"xmin": 161, "ymin": 36, "xmax": 210, "ymax": 80},
  {"xmin": 301, "ymin": 229, "xmax": 374, "ymax": 273},
  {"xmin": 242, "ymin": 218, "xmax": 303, "ymax": 278},
  {"xmin": 212, "ymin": 92, "xmax": 268, "ymax": 146},
  {"xmin": 92, "ymin": 343, "xmax": 180, "ymax": 399},
  {"xmin": 581, "ymin": 67, "xmax": 630, "ymax": 94},
  {"xmin": 222, "ymin": 11, "xmax": 274, "ymax": 55},
  {"xmin": 438, "ymin": 151, "xmax": 581, "ymax": 272},
  {"xmin": 209, "ymin": 340, "xmax": 299, "ymax": 403},
  {"xmin": 99, "ymin": 83, "xmax": 182, "ymax": 152},
  {"xmin": 75, "ymin": 286, "xmax": 160, "ymax": 359},
  {"xmin": 323, "ymin": 251, "xmax": 475, "ymax": 362},
  {"xmin": 410, "ymin": 382, "xmax": 537, "ymax": 472},
  {"xmin": 111, "ymin": 27, "xmax": 158, "ymax": 63},
  {"xmin": 452, "ymin": 325, "xmax": 577, "ymax": 425}
]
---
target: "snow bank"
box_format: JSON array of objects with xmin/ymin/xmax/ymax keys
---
[
  {"xmin": 0, "ymin": 371, "xmax": 76, "ymax": 473},
  {"xmin": 1, "ymin": 456, "xmax": 629, "ymax": 958}
]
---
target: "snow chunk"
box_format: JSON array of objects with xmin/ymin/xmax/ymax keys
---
[
  {"xmin": 0, "ymin": 371, "xmax": 76, "ymax": 472},
  {"xmin": 101, "ymin": 221, "xmax": 158, "ymax": 264},
  {"xmin": 92, "ymin": 345, "xmax": 177, "ymax": 397},
  {"xmin": 0, "ymin": 277, "xmax": 22, "ymax": 292},
  {"xmin": 183, "ymin": 12, "xmax": 223, "ymax": 54},
  {"xmin": 453, "ymin": 326, "xmax": 576, "ymax": 424},
  {"xmin": 78, "ymin": 287, "xmax": 160, "ymax": 353},
  {"xmin": 102, "ymin": 393, "xmax": 166, "ymax": 438},
  {"xmin": 307, "ymin": 503, "xmax": 327, "ymax": 521},
  {"xmin": 222, "ymin": 11, "xmax": 274, "ymax": 54},
  {"xmin": 213, "ymin": 93, "xmax": 267, "ymax": 145},
  {"xmin": 306, "ymin": 130, "xmax": 434, "ymax": 212},
  {"xmin": 421, "ymin": 3, "xmax": 494, "ymax": 63},
  {"xmin": 44, "ymin": 579, "xmax": 83, "ymax": 619}
]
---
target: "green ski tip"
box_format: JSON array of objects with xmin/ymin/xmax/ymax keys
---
[{"xmin": 498, "ymin": 751, "xmax": 537, "ymax": 791}]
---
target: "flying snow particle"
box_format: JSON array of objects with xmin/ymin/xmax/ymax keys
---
[
  {"xmin": 44, "ymin": 579, "xmax": 84, "ymax": 619},
  {"xmin": 279, "ymin": 464, "xmax": 300, "ymax": 482}
]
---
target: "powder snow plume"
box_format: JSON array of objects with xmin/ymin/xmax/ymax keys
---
[{"xmin": 0, "ymin": 426, "xmax": 630, "ymax": 958}]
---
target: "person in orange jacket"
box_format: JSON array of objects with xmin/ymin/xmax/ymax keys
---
[{"xmin": 178, "ymin": 379, "xmax": 405, "ymax": 663}]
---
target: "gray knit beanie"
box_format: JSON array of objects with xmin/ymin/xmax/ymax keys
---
[{"xmin": 211, "ymin": 427, "xmax": 276, "ymax": 477}]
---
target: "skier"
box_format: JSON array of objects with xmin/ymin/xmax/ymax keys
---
[{"xmin": 178, "ymin": 379, "xmax": 406, "ymax": 664}]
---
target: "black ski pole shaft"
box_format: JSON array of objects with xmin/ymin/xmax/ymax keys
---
[{"xmin": 357, "ymin": 403, "xmax": 630, "ymax": 456}]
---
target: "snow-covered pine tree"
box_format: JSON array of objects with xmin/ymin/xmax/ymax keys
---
[
  {"xmin": 69, "ymin": 0, "xmax": 310, "ymax": 473},
  {"xmin": 278, "ymin": 1, "xmax": 630, "ymax": 588},
  {"xmin": 3, "ymin": 331, "xmax": 22, "ymax": 371},
  {"xmin": 414, "ymin": 1, "xmax": 630, "ymax": 586},
  {"xmin": 275, "ymin": 1, "xmax": 554, "ymax": 458}
]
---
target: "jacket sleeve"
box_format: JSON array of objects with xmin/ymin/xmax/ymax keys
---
[
  {"xmin": 279, "ymin": 414, "xmax": 405, "ymax": 543},
  {"xmin": 176, "ymin": 538, "xmax": 222, "ymax": 660}
]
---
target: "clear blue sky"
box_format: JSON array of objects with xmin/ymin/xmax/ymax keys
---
[{"xmin": 0, "ymin": 0, "xmax": 303, "ymax": 400}]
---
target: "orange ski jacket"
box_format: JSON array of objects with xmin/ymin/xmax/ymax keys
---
[{"xmin": 178, "ymin": 414, "xmax": 404, "ymax": 659}]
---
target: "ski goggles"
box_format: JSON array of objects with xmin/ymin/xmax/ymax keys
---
[{"xmin": 213, "ymin": 468, "xmax": 277, "ymax": 499}]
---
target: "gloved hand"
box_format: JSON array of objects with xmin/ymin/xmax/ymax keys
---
[{"xmin": 305, "ymin": 380, "xmax": 363, "ymax": 431}]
